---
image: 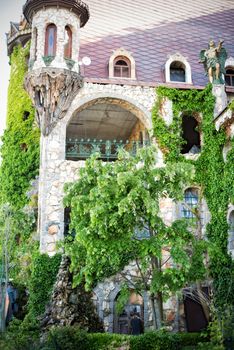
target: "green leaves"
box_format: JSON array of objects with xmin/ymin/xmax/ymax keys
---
[
  {"xmin": 64, "ymin": 146, "xmax": 201, "ymax": 306},
  {"xmin": 0, "ymin": 44, "xmax": 40, "ymax": 209}
]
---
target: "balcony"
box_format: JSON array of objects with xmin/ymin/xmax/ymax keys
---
[{"xmin": 66, "ymin": 138, "xmax": 150, "ymax": 161}]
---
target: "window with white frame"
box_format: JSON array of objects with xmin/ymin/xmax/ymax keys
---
[
  {"xmin": 113, "ymin": 56, "xmax": 131, "ymax": 78},
  {"xmin": 225, "ymin": 67, "xmax": 234, "ymax": 87},
  {"xmin": 165, "ymin": 53, "xmax": 192, "ymax": 84},
  {"xmin": 109, "ymin": 48, "xmax": 136, "ymax": 79}
]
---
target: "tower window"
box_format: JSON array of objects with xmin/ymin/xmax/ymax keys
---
[
  {"xmin": 225, "ymin": 68, "xmax": 234, "ymax": 86},
  {"xmin": 64, "ymin": 26, "xmax": 72, "ymax": 59},
  {"xmin": 33, "ymin": 27, "xmax": 38, "ymax": 61},
  {"xmin": 170, "ymin": 61, "xmax": 186, "ymax": 82},
  {"xmin": 114, "ymin": 56, "xmax": 131, "ymax": 78},
  {"xmin": 45, "ymin": 24, "xmax": 57, "ymax": 57},
  {"xmin": 181, "ymin": 115, "xmax": 200, "ymax": 154}
]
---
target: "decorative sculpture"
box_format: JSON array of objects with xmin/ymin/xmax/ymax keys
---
[
  {"xmin": 199, "ymin": 40, "xmax": 227, "ymax": 84},
  {"xmin": 25, "ymin": 69, "xmax": 83, "ymax": 136}
]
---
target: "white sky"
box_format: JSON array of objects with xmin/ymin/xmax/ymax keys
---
[{"xmin": 0, "ymin": 0, "xmax": 25, "ymax": 136}]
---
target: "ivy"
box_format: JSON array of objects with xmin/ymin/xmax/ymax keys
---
[
  {"xmin": 0, "ymin": 44, "xmax": 40, "ymax": 209},
  {"xmin": 152, "ymin": 85, "xmax": 234, "ymax": 308},
  {"xmin": 27, "ymin": 253, "xmax": 61, "ymax": 317}
]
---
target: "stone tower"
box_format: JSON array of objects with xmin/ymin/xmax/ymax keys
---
[
  {"xmin": 23, "ymin": 0, "xmax": 89, "ymax": 254},
  {"xmin": 24, "ymin": 0, "xmax": 89, "ymax": 135}
]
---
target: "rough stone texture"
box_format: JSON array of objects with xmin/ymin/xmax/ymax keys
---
[
  {"xmin": 212, "ymin": 84, "xmax": 228, "ymax": 118},
  {"xmin": 38, "ymin": 82, "xmax": 157, "ymax": 255},
  {"xmin": 25, "ymin": 68, "xmax": 83, "ymax": 135},
  {"xmin": 41, "ymin": 255, "xmax": 103, "ymax": 331},
  {"xmin": 93, "ymin": 262, "xmax": 186, "ymax": 332},
  {"xmin": 30, "ymin": 8, "xmax": 81, "ymax": 73},
  {"xmin": 160, "ymin": 97, "xmax": 173, "ymax": 126},
  {"xmin": 215, "ymin": 107, "xmax": 234, "ymax": 136}
]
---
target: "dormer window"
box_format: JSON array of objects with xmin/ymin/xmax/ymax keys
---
[
  {"xmin": 225, "ymin": 68, "xmax": 234, "ymax": 86},
  {"xmin": 45, "ymin": 24, "xmax": 57, "ymax": 57},
  {"xmin": 64, "ymin": 25, "xmax": 72, "ymax": 59},
  {"xmin": 109, "ymin": 48, "xmax": 136, "ymax": 80},
  {"xmin": 114, "ymin": 56, "xmax": 131, "ymax": 78},
  {"xmin": 165, "ymin": 54, "xmax": 192, "ymax": 84},
  {"xmin": 170, "ymin": 61, "xmax": 186, "ymax": 82}
]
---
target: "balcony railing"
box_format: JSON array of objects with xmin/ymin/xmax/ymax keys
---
[{"xmin": 66, "ymin": 138, "xmax": 150, "ymax": 161}]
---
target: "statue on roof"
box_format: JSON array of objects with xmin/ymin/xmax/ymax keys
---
[{"xmin": 199, "ymin": 40, "xmax": 227, "ymax": 84}]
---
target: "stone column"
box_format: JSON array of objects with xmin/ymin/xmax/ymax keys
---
[{"xmin": 212, "ymin": 84, "xmax": 228, "ymax": 118}]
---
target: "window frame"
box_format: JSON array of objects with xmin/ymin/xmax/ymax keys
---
[
  {"xmin": 225, "ymin": 68, "xmax": 234, "ymax": 87},
  {"xmin": 64, "ymin": 25, "xmax": 73, "ymax": 59},
  {"xmin": 44, "ymin": 23, "xmax": 57, "ymax": 57},
  {"xmin": 109, "ymin": 48, "xmax": 136, "ymax": 80},
  {"xmin": 113, "ymin": 56, "xmax": 131, "ymax": 78}
]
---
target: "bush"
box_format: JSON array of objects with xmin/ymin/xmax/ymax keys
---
[
  {"xmin": 42, "ymin": 327, "xmax": 90, "ymax": 350},
  {"xmin": 0, "ymin": 328, "xmax": 210, "ymax": 350},
  {"xmin": 28, "ymin": 253, "xmax": 61, "ymax": 317}
]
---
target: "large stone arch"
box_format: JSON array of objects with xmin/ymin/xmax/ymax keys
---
[{"xmin": 64, "ymin": 89, "xmax": 153, "ymax": 131}]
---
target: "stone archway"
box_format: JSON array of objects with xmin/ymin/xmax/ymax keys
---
[
  {"xmin": 65, "ymin": 96, "xmax": 151, "ymax": 161},
  {"xmin": 113, "ymin": 290, "xmax": 144, "ymax": 334}
]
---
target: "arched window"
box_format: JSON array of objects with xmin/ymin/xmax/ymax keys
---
[
  {"xmin": 33, "ymin": 27, "xmax": 38, "ymax": 61},
  {"xmin": 182, "ymin": 188, "xmax": 199, "ymax": 219},
  {"xmin": 170, "ymin": 61, "xmax": 186, "ymax": 82},
  {"xmin": 181, "ymin": 115, "xmax": 200, "ymax": 154},
  {"xmin": 228, "ymin": 211, "xmax": 234, "ymax": 252},
  {"xmin": 45, "ymin": 24, "xmax": 57, "ymax": 57},
  {"xmin": 225, "ymin": 68, "xmax": 234, "ymax": 86},
  {"xmin": 114, "ymin": 56, "xmax": 131, "ymax": 78},
  {"xmin": 64, "ymin": 25, "xmax": 72, "ymax": 59}
]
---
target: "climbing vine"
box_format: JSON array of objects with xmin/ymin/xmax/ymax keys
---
[
  {"xmin": 0, "ymin": 44, "xmax": 40, "ymax": 209},
  {"xmin": 152, "ymin": 85, "xmax": 234, "ymax": 308}
]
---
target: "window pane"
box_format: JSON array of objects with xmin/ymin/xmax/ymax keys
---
[
  {"xmin": 225, "ymin": 75, "xmax": 231, "ymax": 86},
  {"xmin": 182, "ymin": 189, "xmax": 198, "ymax": 219},
  {"xmin": 170, "ymin": 68, "xmax": 185, "ymax": 82},
  {"xmin": 64, "ymin": 26, "xmax": 72, "ymax": 59},
  {"xmin": 48, "ymin": 27, "xmax": 55, "ymax": 56},
  {"xmin": 122, "ymin": 67, "xmax": 130, "ymax": 78},
  {"xmin": 115, "ymin": 60, "xmax": 128, "ymax": 66},
  {"xmin": 114, "ymin": 66, "xmax": 121, "ymax": 77}
]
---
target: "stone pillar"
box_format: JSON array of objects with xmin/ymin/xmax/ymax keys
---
[{"xmin": 212, "ymin": 84, "xmax": 228, "ymax": 118}]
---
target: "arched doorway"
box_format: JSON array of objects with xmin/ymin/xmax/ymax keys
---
[
  {"xmin": 113, "ymin": 291, "xmax": 144, "ymax": 334},
  {"xmin": 66, "ymin": 100, "xmax": 150, "ymax": 161}
]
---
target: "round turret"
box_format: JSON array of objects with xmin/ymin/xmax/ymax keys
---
[
  {"xmin": 23, "ymin": 0, "xmax": 89, "ymax": 136},
  {"xmin": 23, "ymin": 0, "xmax": 89, "ymax": 72},
  {"xmin": 23, "ymin": 0, "xmax": 89, "ymax": 27}
]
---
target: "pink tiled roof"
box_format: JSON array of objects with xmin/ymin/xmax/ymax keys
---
[{"xmin": 79, "ymin": 0, "xmax": 234, "ymax": 87}]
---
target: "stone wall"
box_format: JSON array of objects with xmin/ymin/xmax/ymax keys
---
[{"xmin": 38, "ymin": 82, "xmax": 157, "ymax": 255}]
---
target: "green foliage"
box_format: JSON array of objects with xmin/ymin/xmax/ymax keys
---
[
  {"xmin": 0, "ymin": 317, "xmax": 40, "ymax": 350},
  {"xmin": 64, "ymin": 145, "xmax": 208, "ymax": 330},
  {"xmin": 0, "ymin": 204, "xmax": 38, "ymax": 282},
  {"xmin": 0, "ymin": 326, "xmax": 209, "ymax": 350},
  {"xmin": 152, "ymin": 85, "xmax": 234, "ymax": 309},
  {"xmin": 27, "ymin": 253, "xmax": 61, "ymax": 317},
  {"xmin": 116, "ymin": 284, "xmax": 131, "ymax": 315},
  {"xmin": 229, "ymin": 99, "xmax": 234, "ymax": 111},
  {"xmin": 0, "ymin": 44, "xmax": 40, "ymax": 209},
  {"xmin": 43, "ymin": 327, "xmax": 90, "ymax": 350}
]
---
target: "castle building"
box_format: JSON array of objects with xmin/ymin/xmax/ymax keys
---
[{"xmin": 6, "ymin": 0, "xmax": 234, "ymax": 333}]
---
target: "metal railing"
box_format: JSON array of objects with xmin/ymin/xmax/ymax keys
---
[{"xmin": 66, "ymin": 139, "xmax": 150, "ymax": 161}]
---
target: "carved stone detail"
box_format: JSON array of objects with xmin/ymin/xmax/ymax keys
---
[{"xmin": 25, "ymin": 68, "xmax": 83, "ymax": 135}]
